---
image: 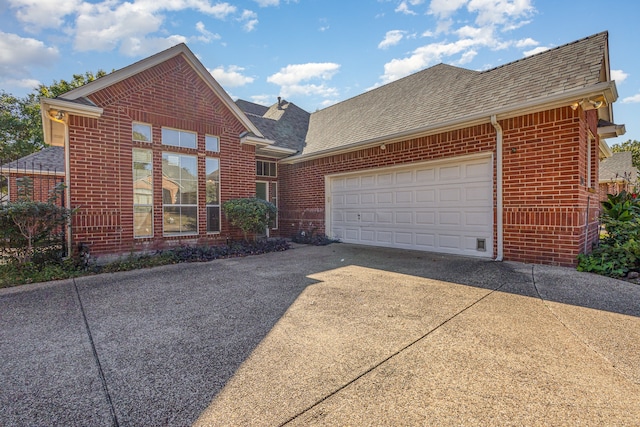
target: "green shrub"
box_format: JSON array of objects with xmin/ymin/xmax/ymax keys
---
[
  {"xmin": 0, "ymin": 200, "xmax": 72, "ymax": 265},
  {"xmin": 577, "ymin": 192, "xmax": 640, "ymax": 277},
  {"xmin": 222, "ymin": 197, "xmax": 277, "ymax": 241}
]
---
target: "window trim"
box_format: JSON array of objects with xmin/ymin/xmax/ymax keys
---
[
  {"xmin": 161, "ymin": 127, "xmax": 197, "ymax": 149},
  {"xmin": 256, "ymin": 160, "xmax": 277, "ymax": 177},
  {"xmin": 162, "ymin": 152, "xmax": 198, "ymax": 236},
  {"xmin": 206, "ymin": 135, "xmax": 220, "ymax": 153},
  {"xmin": 206, "ymin": 157, "xmax": 221, "ymax": 234},
  {"xmin": 133, "ymin": 122, "xmax": 152, "ymax": 143},
  {"xmin": 133, "ymin": 148, "xmax": 153, "ymax": 238}
]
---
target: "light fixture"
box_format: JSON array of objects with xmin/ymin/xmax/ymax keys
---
[
  {"xmin": 56, "ymin": 111, "xmax": 65, "ymax": 120},
  {"xmin": 570, "ymin": 96, "xmax": 607, "ymax": 111},
  {"xmin": 380, "ymin": 143, "xmax": 386, "ymax": 150}
]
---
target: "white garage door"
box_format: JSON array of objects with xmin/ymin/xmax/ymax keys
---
[{"xmin": 328, "ymin": 154, "xmax": 493, "ymax": 257}]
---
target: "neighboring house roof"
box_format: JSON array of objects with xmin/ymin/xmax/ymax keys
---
[
  {"xmin": 599, "ymin": 151, "xmax": 638, "ymax": 183},
  {"xmin": 289, "ymin": 31, "xmax": 618, "ymax": 161},
  {"xmin": 0, "ymin": 146, "xmax": 64, "ymax": 175},
  {"xmin": 236, "ymin": 98, "xmax": 310, "ymax": 154}
]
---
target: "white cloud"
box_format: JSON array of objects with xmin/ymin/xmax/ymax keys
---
[
  {"xmin": 249, "ymin": 95, "xmax": 273, "ymax": 105},
  {"xmin": 467, "ymin": 0, "xmax": 535, "ymax": 27},
  {"xmin": 523, "ymin": 46, "xmax": 549, "ymax": 57},
  {"xmin": 428, "ymin": 0, "xmax": 468, "ymax": 18},
  {"xmin": 240, "ymin": 9, "xmax": 259, "ymax": 31},
  {"xmin": 395, "ymin": 0, "xmax": 424, "ymax": 15},
  {"xmin": 622, "ymin": 93, "xmax": 640, "ymax": 104},
  {"xmin": 209, "ymin": 65, "xmax": 254, "ymax": 87},
  {"xmin": 278, "ymin": 83, "xmax": 338, "ymax": 99},
  {"xmin": 120, "ymin": 35, "xmax": 189, "ymax": 57},
  {"xmin": 268, "ymin": 63, "xmax": 340, "ymax": 85},
  {"xmin": 267, "ymin": 62, "xmax": 340, "ymax": 98},
  {"xmin": 254, "ymin": 0, "xmax": 279, "ymax": 6},
  {"xmin": 195, "ymin": 22, "xmax": 221, "ymax": 43},
  {"xmin": 378, "ymin": 30, "xmax": 406, "ymax": 49},
  {"xmin": 611, "ymin": 69, "xmax": 628, "ymax": 84},
  {"xmin": 0, "ymin": 32, "xmax": 59, "ymax": 81},
  {"xmin": 8, "ymin": 0, "xmax": 81, "ymax": 30},
  {"xmin": 515, "ymin": 37, "xmax": 538, "ymax": 47}
]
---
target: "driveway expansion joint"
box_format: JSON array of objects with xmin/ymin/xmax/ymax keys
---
[
  {"xmin": 73, "ymin": 279, "xmax": 120, "ymax": 427},
  {"xmin": 529, "ymin": 265, "xmax": 635, "ymax": 385},
  {"xmin": 278, "ymin": 282, "xmax": 506, "ymax": 426}
]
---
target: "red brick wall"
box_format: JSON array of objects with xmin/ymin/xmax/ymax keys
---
[
  {"xmin": 278, "ymin": 106, "xmax": 598, "ymax": 266},
  {"xmin": 6, "ymin": 174, "xmax": 64, "ymax": 205},
  {"xmin": 67, "ymin": 54, "xmax": 255, "ymax": 257}
]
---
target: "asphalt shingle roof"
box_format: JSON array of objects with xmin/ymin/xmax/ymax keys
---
[
  {"xmin": 1, "ymin": 146, "xmax": 64, "ymax": 173},
  {"xmin": 302, "ymin": 31, "xmax": 609, "ymax": 157},
  {"xmin": 599, "ymin": 151, "xmax": 638, "ymax": 183},
  {"xmin": 236, "ymin": 99, "xmax": 310, "ymax": 152}
]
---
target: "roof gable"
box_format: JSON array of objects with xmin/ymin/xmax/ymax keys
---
[
  {"xmin": 296, "ymin": 32, "xmax": 615, "ymax": 160},
  {"xmin": 236, "ymin": 99, "xmax": 310, "ymax": 154},
  {"xmin": 58, "ymin": 44, "xmax": 264, "ymax": 139}
]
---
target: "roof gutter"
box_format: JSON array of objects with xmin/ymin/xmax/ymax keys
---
[{"xmin": 281, "ymin": 81, "xmax": 618, "ymax": 164}]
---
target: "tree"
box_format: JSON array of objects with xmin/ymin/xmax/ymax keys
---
[
  {"xmin": 0, "ymin": 70, "xmax": 109, "ymax": 162},
  {"xmin": 611, "ymin": 139, "xmax": 640, "ymax": 170}
]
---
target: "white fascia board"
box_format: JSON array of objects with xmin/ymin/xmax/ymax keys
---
[
  {"xmin": 41, "ymin": 97, "xmax": 104, "ymax": 117},
  {"xmin": 281, "ymin": 81, "xmax": 619, "ymax": 164},
  {"xmin": 240, "ymin": 134, "xmax": 276, "ymax": 147}
]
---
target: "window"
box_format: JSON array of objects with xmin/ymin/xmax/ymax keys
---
[
  {"xmin": 162, "ymin": 128, "xmax": 197, "ymax": 149},
  {"xmin": 206, "ymin": 135, "xmax": 220, "ymax": 152},
  {"xmin": 133, "ymin": 123, "xmax": 152, "ymax": 142},
  {"xmin": 206, "ymin": 158, "xmax": 220, "ymax": 232},
  {"xmin": 162, "ymin": 153, "xmax": 197, "ymax": 235},
  {"xmin": 133, "ymin": 149, "xmax": 153, "ymax": 238},
  {"xmin": 256, "ymin": 181, "xmax": 278, "ymax": 230},
  {"xmin": 256, "ymin": 160, "xmax": 277, "ymax": 177}
]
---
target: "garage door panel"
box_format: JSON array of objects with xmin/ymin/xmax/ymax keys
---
[
  {"xmin": 439, "ymin": 234, "xmax": 461, "ymax": 249},
  {"xmin": 416, "ymin": 168, "xmax": 435, "ymax": 181},
  {"xmin": 396, "ymin": 171, "xmax": 413, "ymax": 184},
  {"xmin": 439, "ymin": 211, "xmax": 461, "ymax": 226},
  {"xmin": 439, "ymin": 165, "xmax": 462, "ymax": 181},
  {"xmin": 415, "ymin": 211, "xmax": 435, "ymax": 225},
  {"xmin": 329, "ymin": 155, "xmax": 493, "ymax": 257},
  {"xmin": 395, "ymin": 212, "xmax": 412, "ymax": 224},
  {"xmin": 416, "ymin": 233, "xmax": 435, "ymax": 247},
  {"xmin": 416, "ymin": 189, "xmax": 435, "ymax": 203},
  {"xmin": 466, "ymin": 161, "xmax": 492, "ymax": 178},
  {"xmin": 395, "ymin": 191, "xmax": 413, "ymax": 203},
  {"xmin": 395, "ymin": 232, "xmax": 413, "ymax": 245}
]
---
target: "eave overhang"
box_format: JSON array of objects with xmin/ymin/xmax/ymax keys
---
[{"xmin": 281, "ymin": 81, "xmax": 619, "ymax": 164}]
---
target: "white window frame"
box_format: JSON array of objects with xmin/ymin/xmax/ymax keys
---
[
  {"xmin": 206, "ymin": 135, "xmax": 220, "ymax": 152},
  {"xmin": 162, "ymin": 152, "xmax": 198, "ymax": 236},
  {"xmin": 133, "ymin": 122, "xmax": 152, "ymax": 143},
  {"xmin": 206, "ymin": 157, "xmax": 221, "ymax": 233},
  {"xmin": 162, "ymin": 127, "xmax": 197, "ymax": 149},
  {"xmin": 133, "ymin": 148, "xmax": 153, "ymax": 238}
]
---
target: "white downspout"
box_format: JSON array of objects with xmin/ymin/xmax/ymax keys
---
[{"xmin": 491, "ymin": 115, "xmax": 504, "ymax": 261}]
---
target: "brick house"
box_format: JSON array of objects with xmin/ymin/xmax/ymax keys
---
[
  {"xmin": 39, "ymin": 31, "xmax": 623, "ymax": 266},
  {"xmin": 0, "ymin": 146, "xmax": 65, "ymax": 204},
  {"xmin": 599, "ymin": 151, "xmax": 638, "ymax": 200}
]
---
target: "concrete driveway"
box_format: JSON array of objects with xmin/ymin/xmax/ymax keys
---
[{"xmin": 1, "ymin": 244, "xmax": 639, "ymax": 426}]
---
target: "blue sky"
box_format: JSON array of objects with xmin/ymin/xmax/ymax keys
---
[{"xmin": 1, "ymin": 0, "xmax": 638, "ymax": 146}]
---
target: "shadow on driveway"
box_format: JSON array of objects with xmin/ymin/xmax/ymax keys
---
[{"xmin": 1, "ymin": 243, "xmax": 639, "ymax": 426}]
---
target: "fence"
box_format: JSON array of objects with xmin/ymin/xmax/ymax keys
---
[
  {"xmin": 0, "ymin": 155, "xmax": 65, "ymax": 205},
  {"xmin": 0, "ymin": 154, "xmax": 68, "ymax": 260}
]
